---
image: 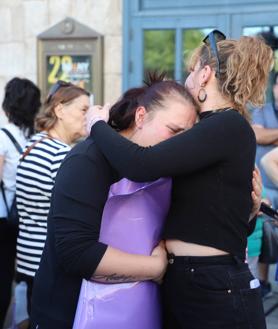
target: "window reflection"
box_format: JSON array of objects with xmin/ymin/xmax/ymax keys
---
[
  {"xmin": 143, "ymin": 30, "xmax": 175, "ymax": 80},
  {"xmin": 182, "ymin": 28, "xmax": 212, "ymax": 81}
]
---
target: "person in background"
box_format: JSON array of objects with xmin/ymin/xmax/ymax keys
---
[
  {"xmin": 15, "ymin": 81, "xmax": 89, "ymax": 325},
  {"xmin": 0, "ymin": 78, "xmax": 41, "ymax": 329},
  {"xmin": 261, "ymin": 147, "xmax": 278, "ymax": 285},
  {"xmin": 247, "ymin": 192, "xmax": 270, "ymax": 279},
  {"xmin": 261, "ymin": 146, "xmax": 278, "ymax": 187},
  {"xmin": 251, "ymin": 71, "xmax": 278, "ymax": 297}
]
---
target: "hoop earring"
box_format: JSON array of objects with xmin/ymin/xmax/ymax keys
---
[{"xmin": 197, "ymin": 84, "xmax": 207, "ymax": 103}]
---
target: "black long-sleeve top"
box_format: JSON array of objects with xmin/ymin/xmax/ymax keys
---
[
  {"xmin": 91, "ymin": 109, "xmax": 256, "ymax": 260},
  {"xmin": 31, "ymin": 138, "xmax": 116, "ymax": 329}
]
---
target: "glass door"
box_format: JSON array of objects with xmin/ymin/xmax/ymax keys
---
[
  {"xmin": 143, "ymin": 28, "xmax": 212, "ymax": 82},
  {"xmin": 127, "ymin": 15, "xmax": 228, "ymax": 89}
]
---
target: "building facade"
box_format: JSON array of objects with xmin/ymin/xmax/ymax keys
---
[
  {"xmin": 1, "ymin": 0, "xmax": 278, "ymax": 125},
  {"xmin": 0, "ymin": 0, "xmax": 122, "ymax": 125}
]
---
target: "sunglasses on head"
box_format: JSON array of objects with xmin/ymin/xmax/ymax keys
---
[
  {"xmin": 203, "ymin": 30, "xmax": 226, "ymax": 78},
  {"xmin": 46, "ymin": 80, "xmax": 72, "ymax": 104}
]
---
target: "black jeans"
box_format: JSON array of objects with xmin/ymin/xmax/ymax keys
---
[
  {"xmin": 162, "ymin": 254, "xmax": 266, "ymax": 329},
  {"xmin": 0, "ymin": 220, "xmax": 17, "ymax": 329}
]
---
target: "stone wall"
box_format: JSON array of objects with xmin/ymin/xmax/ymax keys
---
[{"xmin": 0, "ymin": 0, "xmax": 122, "ymax": 126}]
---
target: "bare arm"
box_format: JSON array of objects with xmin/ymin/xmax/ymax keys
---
[
  {"xmin": 92, "ymin": 242, "xmax": 167, "ymax": 283},
  {"xmin": 261, "ymin": 147, "xmax": 278, "ymax": 187},
  {"xmin": 252, "ymin": 125, "xmax": 278, "ymax": 145}
]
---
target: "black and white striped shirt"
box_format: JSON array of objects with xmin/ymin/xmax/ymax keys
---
[{"xmin": 16, "ymin": 132, "xmax": 71, "ymax": 277}]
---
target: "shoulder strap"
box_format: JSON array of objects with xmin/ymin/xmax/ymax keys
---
[
  {"xmin": 0, "ymin": 181, "xmax": 10, "ymax": 215},
  {"xmin": 20, "ymin": 135, "xmax": 49, "ymax": 161},
  {"xmin": 1, "ymin": 128, "xmax": 22, "ymax": 214},
  {"xmin": 1, "ymin": 128, "xmax": 23, "ymax": 154}
]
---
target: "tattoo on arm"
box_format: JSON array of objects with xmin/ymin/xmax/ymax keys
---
[
  {"xmin": 92, "ymin": 273, "xmax": 154, "ymax": 283},
  {"xmin": 92, "ymin": 273, "xmax": 137, "ymax": 283}
]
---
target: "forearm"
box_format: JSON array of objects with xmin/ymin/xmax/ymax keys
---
[
  {"xmin": 91, "ymin": 246, "xmax": 161, "ymax": 283},
  {"xmin": 253, "ymin": 126, "xmax": 278, "ymax": 145},
  {"xmin": 261, "ymin": 153, "xmax": 278, "ymax": 187},
  {"xmin": 90, "ymin": 117, "xmax": 229, "ymax": 181}
]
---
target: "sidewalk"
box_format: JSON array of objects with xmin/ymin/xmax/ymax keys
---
[
  {"xmin": 265, "ymin": 264, "xmax": 278, "ymax": 329},
  {"xmin": 265, "ymin": 293, "xmax": 278, "ymax": 329}
]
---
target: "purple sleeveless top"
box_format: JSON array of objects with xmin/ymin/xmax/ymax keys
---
[{"xmin": 73, "ymin": 178, "xmax": 172, "ymax": 329}]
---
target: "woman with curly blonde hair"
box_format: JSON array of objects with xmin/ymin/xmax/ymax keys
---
[{"xmin": 88, "ymin": 31, "xmax": 273, "ymax": 329}]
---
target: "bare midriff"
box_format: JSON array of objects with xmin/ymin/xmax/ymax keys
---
[{"xmin": 165, "ymin": 239, "xmax": 229, "ymax": 257}]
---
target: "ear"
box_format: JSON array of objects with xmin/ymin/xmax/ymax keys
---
[
  {"xmin": 134, "ymin": 106, "xmax": 147, "ymax": 129},
  {"xmin": 53, "ymin": 103, "xmax": 64, "ymax": 120},
  {"xmin": 199, "ymin": 65, "xmax": 213, "ymax": 86}
]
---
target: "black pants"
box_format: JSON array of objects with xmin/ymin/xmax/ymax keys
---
[
  {"xmin": 0, "ymin": 220, "xmax": 17, "ymax": 329},
  {"xmin": 162, "ymin": 254, "xmax": 266, "ymax": 329}
]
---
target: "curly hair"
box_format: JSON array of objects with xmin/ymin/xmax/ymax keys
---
[
  {"xmin": 2, "ymin": 77, "xmax": 41, "ymax": 137},
  {"xmin": 189, "ymin": 36, "xmax": 273, "ymax": 118}
]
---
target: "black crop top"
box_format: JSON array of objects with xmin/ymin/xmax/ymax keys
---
[{"xmin": 91, "ymin": 109, "xmax": 256, "ymax": 259}]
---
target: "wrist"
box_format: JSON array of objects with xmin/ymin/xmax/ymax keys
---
[
  {"xmin": 87, "ymin": 116, "xmax": 104, "ymax": 133},
  {"xmin": 90, "ymin": 117, "xmax": 104, "ymax": 126},
  {"xmin": 150, "ymin": 255, "xmax": 165, "ymax": 278}
]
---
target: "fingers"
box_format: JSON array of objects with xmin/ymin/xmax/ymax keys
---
[
  {"xmin": 86, "ymin": 103, "xmax": 111, "ymax": 134},
  {"xmin": 253, "ymin": 167, "xmax": 263, "ymax": 191},
  {"xmin": 251, "ymin": 191, "xmax": 259, "ymax": 203},
  {"xmin": 252, "ymin": 169, "xmax": 262, "ymax": 200},
  {"xmin": 102, "ymin": 103, "xmax": 111, "ymax": 111},
  {"xmin": 252, "ymin": 177, "xmax": 262, "ymax": 199}
]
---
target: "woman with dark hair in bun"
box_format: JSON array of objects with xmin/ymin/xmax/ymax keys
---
[{"xmin": 30, "ymin": 74, "xmax": 198, "ymax": 329}]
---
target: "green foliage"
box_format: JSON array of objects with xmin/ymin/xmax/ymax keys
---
[
  {"xmin": 144, "ymin": 30, "xmax": 175, "ymax": 79},
  {"xmin": 143, "ymin": 28, "xmax": 208, "ymax": 80},
  {"xmin": 183, "ymin": 29, "xmax": 205, "ymax": 68}
]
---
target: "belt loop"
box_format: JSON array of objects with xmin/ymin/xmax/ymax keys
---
[{"xmin": 167, "ymin": 253, "xmax": 175, "ymax": 264}]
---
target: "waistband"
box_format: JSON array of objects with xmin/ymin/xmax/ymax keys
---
[{"xmin": 167, "ymin": 253, "xmax": 245, "ymax": 265}]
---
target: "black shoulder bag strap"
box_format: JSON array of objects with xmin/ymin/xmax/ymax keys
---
[
  {"xmin": 1, "ymin": 128, "xmax": 23, "ymax": 154},
  {"xmin": 1, "ymin": 128, "xmax": 23, "ymax": 215}
]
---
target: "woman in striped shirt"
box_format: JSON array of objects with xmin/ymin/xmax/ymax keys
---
[{"xmin": 15, "ymin": 81, "xmax": 90, "ymax": 320}]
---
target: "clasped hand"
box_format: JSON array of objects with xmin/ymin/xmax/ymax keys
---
[{"xmin": 86, "ymin": 103, "xmax": 111, "ymax": 134}]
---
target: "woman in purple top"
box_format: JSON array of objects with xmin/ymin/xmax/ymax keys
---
[{"xmin": 73, "ymin": 74, "xmax": 197, "ymax": 329}]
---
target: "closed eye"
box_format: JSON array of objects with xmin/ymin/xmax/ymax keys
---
[{"xmin": 167, "ymin": 125, "xmax": 184, "ymax": 134}]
